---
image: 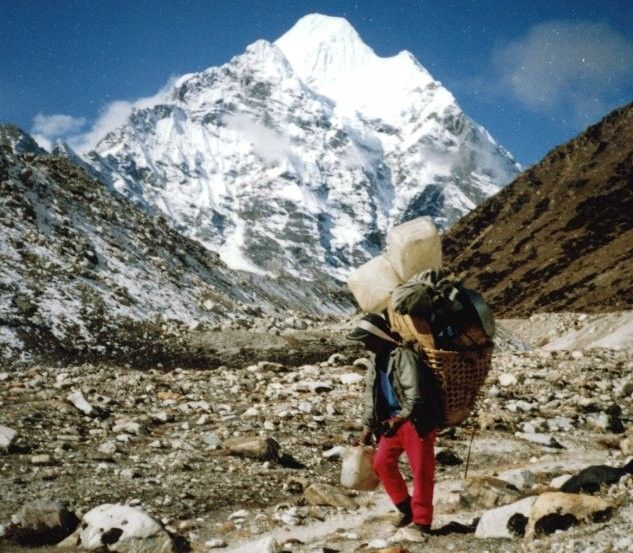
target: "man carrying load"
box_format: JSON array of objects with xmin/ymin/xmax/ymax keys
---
[{"xmin": 347, "ymin": 314, "xmax": 443, "ymax": 534}]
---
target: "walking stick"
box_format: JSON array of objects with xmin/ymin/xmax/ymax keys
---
[{"xmin": 464, "ymin": 424, "xmax": 477, "ymax": 479}]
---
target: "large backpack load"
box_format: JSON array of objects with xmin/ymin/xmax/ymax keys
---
[
  {"xmin": 387, "ymin": 269, "xmax": 495, "ymax": 427},
  {"xmin": 385, "ymin": 217, "xmax": 442, "ymax": 282},
  {"xmin": 347, "ymin": 217, "xmax": 494, "ymax": 428}
]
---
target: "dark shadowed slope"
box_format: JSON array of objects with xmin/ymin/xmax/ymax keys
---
[{"xmin": 443, "ymin": 102, "xmax": 633, "ymax": 317}]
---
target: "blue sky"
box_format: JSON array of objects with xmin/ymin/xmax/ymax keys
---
[{"xmin": 1, "ymin": 0, "xmax": 632, "ymax": 165}]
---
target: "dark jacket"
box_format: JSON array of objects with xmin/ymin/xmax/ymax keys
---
[{"xmin": 361, "ymin": 344, "xmax": 443, "ymax": 438}]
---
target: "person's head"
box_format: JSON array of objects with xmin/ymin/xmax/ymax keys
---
[{"xmin": 346, "ymin": 313, "xmax": 400, "ymax": 354}]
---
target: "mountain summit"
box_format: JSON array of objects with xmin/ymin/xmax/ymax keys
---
[
  {"xmin": 70, "ymin": 14, "xmax": 519, "ymax": 279},
  {"xmin": 275, "ymin": 13, "xmax": 435, "ymax": 122}
]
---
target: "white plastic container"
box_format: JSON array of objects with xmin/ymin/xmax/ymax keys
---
[
  {"xmin": 340, "ymin": 446, "xmax": 379, "ymax": 490},
  {"xmin": 347, "ymin": 254, "xmax": 403, "ymax": 313},
  {"xmin": 386, "ymin": 217, "xmax": 442, "ymax": 281}
]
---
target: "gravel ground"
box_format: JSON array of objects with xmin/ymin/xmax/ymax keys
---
[{"xmin": 1, "ymin": 314, "xmax": 632, "ymax": 552}]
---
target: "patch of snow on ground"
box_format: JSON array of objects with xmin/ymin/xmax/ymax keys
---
[
  {"xmin": 0, "ymin": 327, "xmax": 24, "ymax": 356},
  {"xmin": 544, "ymin": 311, "xmax": 633, "ymax": 350}
]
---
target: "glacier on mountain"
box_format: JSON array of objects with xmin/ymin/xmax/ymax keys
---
[{"xmin": 70, "ymin": 13, "xmax": 519, "ymax": 280}]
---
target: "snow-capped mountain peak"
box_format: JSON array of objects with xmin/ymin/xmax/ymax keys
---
[
  {"xmin": 71, "ymin": 14, "xmax": 519, "ymax": 281},
  {"xmin": 274, "ymin": 14, "xmax": 376, "ymax": 82}
]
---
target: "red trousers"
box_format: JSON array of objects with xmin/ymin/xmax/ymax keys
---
[{"xmin": 373, "ymin": 420, "xmax": 436, "ymax": 525}]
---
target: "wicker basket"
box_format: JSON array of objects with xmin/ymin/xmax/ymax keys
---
[
  {"xmin": 387, "ymin": 304, "xmax": 494, "ymax": 427},
  {"xmin": 418, "ymin": 345, "xmax": 494, "ymax": 427},
  {"xmin": 387, "ymin": 305, "xmax": 436, "ymax": 349}
]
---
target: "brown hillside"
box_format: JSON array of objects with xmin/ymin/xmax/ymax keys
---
[{"xmin": 443, "ymin": 102, "xmax": 633, "ymax": 317}]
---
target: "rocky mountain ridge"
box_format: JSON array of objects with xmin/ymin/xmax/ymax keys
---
[
  {"xmin": 0, "ymin": 130, "xmax": 353, "ymax": 365},
  {"xmin": 443, "ymin": 102, "xmax": 633, "ymax": 316}
]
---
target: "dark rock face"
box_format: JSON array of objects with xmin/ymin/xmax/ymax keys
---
[
  {"xmin": 436, "ymin": 448, "xmax": 463, "ymax": 466},
  {"xmin": 507, "ymin": 512, "xmax": 529, "ymax": 537},
  {"xmin": 443, "ymin": 102, "xmax": 633, "ymax": 316},
  {"xmin": 534, "ymin": 512, "xmax": 579, "ymax": 537},
  {"xmin": 101, "ymin": 527, "xmax": 124, "ymax": 545},
  {"xmin": 561, "ymin": 459, "xmax": 633, "ymax": 494},
  {"xmin": 0, "ymin": 124, "xmax": 47, "ymax": 155}
]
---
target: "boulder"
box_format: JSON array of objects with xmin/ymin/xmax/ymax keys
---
[
  {"xmin": 340, "ymin": 373, "xmax": 364, "ymax": 385},
  {"xmin": 327, "ymin": 353, "xmax": 347, "ymax": 365},
  {"xmin": 435, "ymin": 449, "xmax": 463, "ymax": 466},
  {"xmin": 560, "ymin": 459, "xmax": 633, "ymax": 494},
  {"xmin": 526, "ymin": 492, "xmax": 614, "ymax": 539},
  {"xmin": 98, "ymin": 441, "xmax": 118, "ymax": 456},
  {"xmin": 478, "ymin": 412, "xmax": 515, "ymax": 432},
  {"xmin": 0, "ymin": 424, "xmax": 17, "ymax": 451},
  {"xmin": 460, "ymin": 476, "xmax": 522, "ymax": 509},
  {"xmin": 549, "ymin": 474, "xmax": 573, "ymax": 489},
  {"xmin": 497, "ymin": 469, "xmax": 535, "ymax": 491},
  {"xmin": 67, "ymin": 390, "xmax": 96, "ymax": 416},
  {"xmin": 58, "ymin": 503, "xmax": 176, "ymax": 552},
  {"xmin": 475, "ymin": 496, "xmax": 537, "ymax": 539},
  {"xmin": 498, "ymin": 373, "xmax": 517, "ymax": 387},
  {"xmin": 257, "ymin": 361, "xmax": 286, "ymax": 372},
  {"xmin": 112, "ymin": 419, "xmax": 146, "ymax": 436},
  {"xmin": 620, "ymin": 437, "xmax": 633, "ymax": 456},
  {"xmin": 303, "ymin": 483, "xmax": 358, "ymax": 510},
  {"xmin": 224, "ymin": 436, "xmax": 280, "ymax": 462},
  {"xmin": 5, "ymin": 499, "xmax": 79, "ymax": 546},
  {"xmin": 587, "ymin": 413, "xmax": 624, "ymax": 434},
  {"xmin": 31, "ymin": 454, "xmax": 56, "ymax": 465},
  {"xmin": 284, "ymin": 316, "xmax": 308, "ymax": 330},
  {"xmin": 202, "ymin": 432, "xmax": 222, "ymax": 449}
]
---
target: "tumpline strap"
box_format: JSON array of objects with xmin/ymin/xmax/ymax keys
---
[{"xmin": 356, "ymin": 320, "xmax": 400, "ymax": 345}]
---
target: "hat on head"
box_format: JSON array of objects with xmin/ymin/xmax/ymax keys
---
[{"xmin": 346, "ymin": 313, "xmax": 399, "ymax": 344}]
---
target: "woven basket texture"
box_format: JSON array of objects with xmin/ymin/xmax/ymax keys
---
[
  {"xmin": 419, "ymin": 345, "xmax": 493, "ymax": 427},
  {"xmin": 387, "ymin": 307, "xmax": 493, "ymax": 427}
]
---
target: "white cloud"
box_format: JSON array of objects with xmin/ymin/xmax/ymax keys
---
[
  {"xmin": 68, "ymin": 100, "xmax": 140, "ymax": 153},
  {"xmin": 29, "ymin": 76, "xmax": 180, "ymax": 154},
  {"xmin": 31, "ymin": 113, "xmax": 87, "ymax": 150},
  {"xmin": 69, "ymin": 79, "xmax": 178, "ymax": 152},
  {"xmin": 225, "ymin": 112, "xmax": 291, "ymax": 166},
  {"xmin": 33, "ymin": 113, "xmax": 86, "ymax": 137},
  {"xmin": 32, "ymin": 133, "xmax": 52, "ymax": 152},
  {"xmin": 494, "ymin": 20, "xmax": 633, "ymax": 124}
]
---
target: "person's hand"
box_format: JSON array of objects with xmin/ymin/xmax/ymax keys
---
[
  {"xmin": 352, "ymin": 426, "xmax": 373, "ymax": 446},
  {"xmin": 382, "ymin": 415, "xmax": 405, "ymax": 436}
]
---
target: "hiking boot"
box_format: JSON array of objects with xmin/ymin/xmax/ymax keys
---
[
  {"xmin": 411, "ymin": 523, "xmax": 433, "ymax": 535},
  {"xmin": 394, "ymin": 498, "xmax": 412, "ymax": 527}
]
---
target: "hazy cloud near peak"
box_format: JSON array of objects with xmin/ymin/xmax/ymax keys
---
[
  {"xmin": 31, "ymin": 113, "xmax": 87, "ymax": 151},
  {"xmin": 32, "ymin": 77, "xmax": 179, "ymax": 154},
  {"xmin": 494, "ymin": 20, "xmax": 633, "ymax": 125},
  {"xmin": 33, "ymin": 113, "xmax": 86, "ymax": 136},
  {"xmin": 70, "ymin": 79, "xmax": 177, "ymax": 153}
]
